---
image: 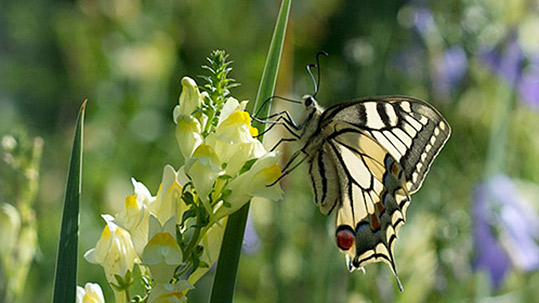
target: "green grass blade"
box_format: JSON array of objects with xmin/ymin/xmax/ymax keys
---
[
  {"xmin": 209, "ymin": 1, "xmax": 291, "ymax": 302},
  {"xmin": 52, "ymin": 100, "xmax": 86, "ymax": 303},
  {"xmin": 252, "ymin": 0, "xmax": 291, "ymax": 129}
]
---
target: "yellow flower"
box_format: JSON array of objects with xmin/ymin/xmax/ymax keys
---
[
  {"xmin": 147, "ymin": 280, "xmax": 193, "ymax": 303},
  {"xmin": 84, "ymin": 217, "xmax": 139, "ymax": 289},
  {"xmin": 217, "ymin": 97, "xmax": 248, "ymax": 126},
  {"xmin": 174, "ymin": 77, "xmax": 201, "ymax": 117},
  {"xmin": 215, "ymin": 152, "xmax": 283, "ymax": 220},
  {"xmin": 175, "ymin": 115, "xmax": 203, "ymax": 158},
  {"xmin": 185, "ymin": 144, "xmax": 224, "ymax": 201},
  {"xmin": 208, "ymin": 100, "xmax": 266, "ymax": 177},
  {"xmin": 114, "ymin": 178, "xmax": 153, "ymax": 256},
  {"xmin": 76, "ymin": 282, "xmax": 105, "ymax": 303},
  {"xmin": 149, "ymin": 165, "xmax": 187, "ymax": 226},
  {"xmin": 142, "ymin": 215, "xmax": 183, "ymax": 284}
]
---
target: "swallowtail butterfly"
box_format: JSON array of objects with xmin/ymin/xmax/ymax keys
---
[{"xmin": 260, "ymin": 54, "xmax": 450, "ymax": 290}]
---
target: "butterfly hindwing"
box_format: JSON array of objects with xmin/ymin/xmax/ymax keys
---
[{"xmin": 318, "ymin": 121, "xmax": 409, "ymax": 278}]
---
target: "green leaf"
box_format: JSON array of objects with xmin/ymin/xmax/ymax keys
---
[
  {"xmin": 208, "ymin": 1, "xmax": 291, "ymax": 302},
  {"xmin": 52, "ymin": 100, "xmax": 86, "ymax": 303}
]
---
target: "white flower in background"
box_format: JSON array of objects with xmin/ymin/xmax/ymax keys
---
[
  {"xmin": 147, "ymin": 280, "xmax": 193, "ymax": 303},
  {"xmin": 76, "ymin": 282, "xmax": 105, "ymax": 303},
  {"xmin": 0, "ymin": 202, "xmax": 21, "ymax": 259},
  {"xmin": 142, "ymin": 215, "xmax": 183, "ymax": 284},
  {"xmin": 84, "ymin": 216, "xmax": 139, "ymax": 293}
]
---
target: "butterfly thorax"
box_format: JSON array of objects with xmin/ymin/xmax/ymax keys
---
[{"xmin": 299, "ymin": 96, "xmax": 327, "ymax": 156}]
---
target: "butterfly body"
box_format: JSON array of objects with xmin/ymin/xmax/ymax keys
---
[{"xmin": 288, "ymin": 95, "xmax": 450, "ymax": 289}]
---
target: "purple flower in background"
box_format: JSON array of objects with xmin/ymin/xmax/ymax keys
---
[
  {"xmin": 242, "ymin": 215, "xmax": 261, "ymax": 255},
  {"xmin": 434, "ymin": 45, "xmax": 468, "ymax": 97},
  {"xmin": 473, "ymin": 181, "xmax": 511, "ymax": 287},
  {"xmin": 413, "ymin": 6, "xmax": 435, "ymax": 37},
  {"xmin": 480, "ymin": 37, "xmax": 524, "ymax": 85},
  {"xmin": 517, "ymin": 54, "xmax": 539, "ymax": 109},
  {"xmin": 480, "ymin": 34, "xmax": 539, "ymax": 109},
  {"xmin": 472, "ymin": 175, "xmax": 539, "ymax": 288}
]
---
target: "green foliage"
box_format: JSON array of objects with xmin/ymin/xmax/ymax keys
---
[{"xmin": 52, "ymin": 101, "xmax": 85, "ymax": 303}]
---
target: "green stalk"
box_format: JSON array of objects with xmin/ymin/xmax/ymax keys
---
[
  {"xmin": 208, "ymin": 1, "xmax": 291, "ymax": 302},
  {"xmin": 52, "ymin": 100, "xmax": 86, "ymax": 303}
]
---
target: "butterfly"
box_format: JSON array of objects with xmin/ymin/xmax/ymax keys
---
[{"xmin": 258, "ymin": 59, "xmax": 451, "ymax": 290}]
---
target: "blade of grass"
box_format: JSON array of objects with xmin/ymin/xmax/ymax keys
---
[
  {"xmin": 52, "ymin": 100, "xmax": 86, "ymax": 303},
  {"xmin": 208, "ymin": 1, "xmax": 291, "ymax": 302}
]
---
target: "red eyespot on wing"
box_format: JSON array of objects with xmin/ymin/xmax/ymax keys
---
[{"xmin": 336, "ymin": 226, "xmax": 355, "ymax": 251}]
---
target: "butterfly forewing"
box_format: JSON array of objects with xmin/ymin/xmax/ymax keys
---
[{"xmin": 321, "ymin": 96, "xmax": 451, "ymax": 194}]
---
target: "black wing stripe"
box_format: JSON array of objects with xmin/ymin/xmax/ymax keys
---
[
  {"xmin": 317, "ymin": 151, "xmax": 328, "ymax": 203},
  {"xmin": 376, "ymin": 102, "xmax": 391, "ymax": 127},
  {"xmin": 328, "ymin": 141, "xmax": 357, "ymax": 221},
  {"xmin": 308, "ymin": 157, "xmax": 319, "ymax": 206}
]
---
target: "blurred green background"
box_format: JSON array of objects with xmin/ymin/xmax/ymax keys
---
[{"xmin": 2, "ymin": 0, "xmax": 539, "ymax": 302}]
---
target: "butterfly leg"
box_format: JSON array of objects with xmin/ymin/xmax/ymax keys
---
[
  {"xmin": 270, "ymin": 138, "xmax": 297, "ymax": 152},
  {"xmin": 267, "ymin": 149, "xmax": 308, "ymax": 186},
  {"xmin": 251, "ymin": 110, "xmax": 301, "ymax": 138}
]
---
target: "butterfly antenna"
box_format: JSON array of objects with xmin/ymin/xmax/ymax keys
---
[
  {"xmin": 306, "ymin": 63, "xmax": 318, "ymax": 96},
  {"xmin": 314, "ymin": 51, "xmax": 328, "ymax": 98}
]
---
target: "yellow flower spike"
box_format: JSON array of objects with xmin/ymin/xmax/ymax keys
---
[{"xmin": 142, "ymin": 215, "xmax": 183, "ymax": 284}]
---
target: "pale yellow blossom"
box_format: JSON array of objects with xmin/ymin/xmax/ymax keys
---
[
  {"xmin": 174, "ymin": 77, "xmax": 201, "ymax": 117},
  {"xmin": 84, "ymin": 217, "xmax": 139, "ymax": 291},
  {"xmin": 149, "ymin": 165, "xmax": 187, "ymax": 225},
  {"xmin": 142, "ymin": 215, "xmax": 183, "ymax": 284},
  {"xmin": 76, "ymin": 282, "xmax": 105, "ymax": 303},
  {"xmin": 147, "ymin": 280, "xmax": 193, "ymax": 303},
  {"xmin": 175, "ymin": 115, "xmax": 203, "ymax": 158},
  {"xmin": 215, "ymin": 152, "xmax": 283, "ymax": 220},
  {"xmin": 185, "ymin": 144, "xmax": 224, "ymax": 201}
]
